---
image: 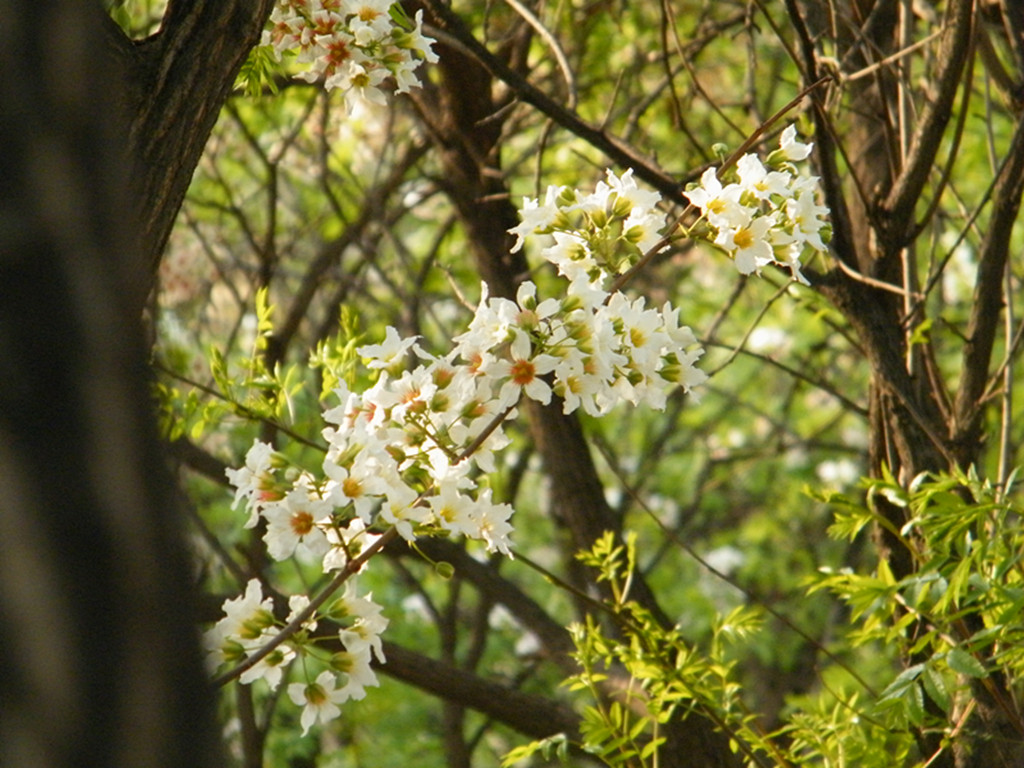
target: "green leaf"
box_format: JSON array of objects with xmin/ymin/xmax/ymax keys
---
[
  {"xmin": 235, "ymin": 45, "xmax": 280, "ymax": 98},
  {"xmin": 922, "ymin": 665, "xmax": 952, "ymax": 713},
  {"xmin": 908, "ymin": 318, "xmax": 932, "ymax": 347},
  {"xmin": 388, "ymin": 2, "xmax": 413, "ymax": 29},
  {"xmin": 946, "ymin": 648, "xmax": 986, "ymax": 678},
  {"xmin": 877, "ymin": 663, "xmax": 924, "ymax": 703},
  {"xmin": 905, "ymin": 680, "xmax": 925, "ymax": 727},
  {"xmin": 501, "ymin": 734, "xmax": 570, "ymax": 767}
]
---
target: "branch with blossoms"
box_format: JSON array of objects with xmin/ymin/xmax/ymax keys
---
[
  {"xmin": 206, "ymin": 124, "xmax": 829, "ymax": 734},
  {"xmin": 683, "ymin": 125, "xmax": 830, "ymax": 285},
  {"xmin": 261, "ymin": 0, "xmax": 438, "ymax": 105}
]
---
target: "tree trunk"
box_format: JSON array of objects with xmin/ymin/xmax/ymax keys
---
[
  {"xmin": 0, "ymin": 2, "xmax": 221, "ymax": 766},
  {"xmin": 795, "ymin": 1, "xmax": 1024, "ymax": 763},
  {"xmin": 103, "ymin": 0, "xmax": 276, "ymax": 314}
]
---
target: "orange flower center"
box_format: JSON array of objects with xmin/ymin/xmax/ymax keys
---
[
  {"xmin": 290, "ymin": 511, "xmax": 314, "ymax": 536},
  {"xmin": 509, "ymin": 359, "xmax": 536, "ymax": 386}
]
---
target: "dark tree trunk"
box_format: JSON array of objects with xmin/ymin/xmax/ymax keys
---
[
  {"xmin": 0, "ymin": 1, "xmax": 221, "ymax": 766},
  {"xmin": 794, "ymin": 1, "xmax": 1024, "ymax": 764}
]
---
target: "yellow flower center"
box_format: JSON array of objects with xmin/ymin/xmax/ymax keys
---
[
  {"xmin": 733, "ymin": 228, "xmax": 753, "ymax": 250},
  {"xmin": 342, "ymin": 477, "xmax": 363, "ymax": 499}
]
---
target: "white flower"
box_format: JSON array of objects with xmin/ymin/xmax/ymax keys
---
[
  {"xmin": 552, "ymin": 351, "xmax": 609, "ymax": 415},
  {"xmin": 784, "ymin": 181, "xmax": 830, "ymax": 253},
  {"xmin": 453, "ymin": 283, "xmax": 519, "ymax": 359},
  {"xmin": 204, "ymin": 579, "xmax": 283, "ymax": 677},
  {"xmin": 778, "ymin": 124, "xmax": 813, "ymax": 161},
  {"xmin": 565, "ymin": 270, "xmax": 609, "ymax": 310},
  {"xmin": 376, "ymin": 480, "xmax": 426, "ymax": 541},
  {"xmin": 225, "ymin": 440, "xmax": 278, "ymax": 527},
  {"xmin": 685, "ymin": 168, "xmax": 746, "ymax": 229},
  {"xmin": 714, "ymin": 212, "xmax": 776, "ymax": 275},
  {"xmin": 324, "ymin": 455, "xmax": 389, "ymax": 523},
  {"xmin": 736, "ymin": 154, "xmax": 793, "ymax": 202},
  {"xmin": 473, "ymin": 489, "xmax": 514, "ymax": 556},
  {"xmin": 336, "ymin": 583, "xmax": 389, "ymax": 663},
  {"xmin": 271, "ymin": 0, "xmax": 434, "ymax": 104},
  {"xmin": 404, "ymin": 10, "xmax": 439, "ymax": 63},
  {"xmin": 484, "ymin": 332, "xmax": 560, "ymax": 407},
  {"xmin": 322, "ymin": 517, "xmax": 381, "ymax": 572},
  {"xmin": 322, "ymin": 381, "xmax": 365, "ymax": 429},
  {"xmin": 337, "ymin": 61, "xmax": 388, "ymax": 105},
  {"xmin": 385, "ymin": 365, "xmax": 438, "ymax": 423},
  {"xmin": 262, "ymin": 486, "xmax": 332, "ymax": 562},
  {"xmin": 333, "ymin": 646, "xmax": 379, "ymax": 700},
  {"xmin": 348, "ymin": 8, "xmax": 391, "ymax": 46},
  {"xmin": 603, "ymin": 168, "xmax": 662, "ymax": 216},
  {"xmin": 509, "ymin": 185, "xmax": 566, "ymax": 252},
  {"xmin": 606, "ymin": 293, "xmax": 667, "ymax": 374},
  {"xmin": 287, "ymin": 594, "xmax": 317, "ymax": 632},
  {"xmin": 541, "ymin": 231, "xmax": 596, "ymax": 281},
  {"xmin": 289, "ymin": 670, "xmax": 348, "ymax": 735},
  {"xmin": 213, "ymin": 579, "xmax": 275, "ymax": 643},
  {"xmin": 357, "ymin": 325, "xmax": 420, "ymax": 369},
  {"xmin": 238, "ymin": 643, "xmax": 294, "ymax": 690},
  {"xmin": 428, "ymin": 481, "xmax": 479, "ymax": 539},
  {"xmin": 623, "ymin": 208, "xmax": 667, "ymax": 254}
]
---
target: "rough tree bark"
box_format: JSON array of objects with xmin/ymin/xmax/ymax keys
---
[
  {"xmin": 102, "ymin": 0, "xmax": 277, "ymax": 315},
  {"xmin": 0, "ymin": 1, "xmax": 221, "ymax": 766}
]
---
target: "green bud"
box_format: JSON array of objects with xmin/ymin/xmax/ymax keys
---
[
  {"xmin": 222, "ymin": 638, "xmax": 246, "ymax": 663},
  {"xmin": 623, "ymin": 224, "xmax": 646, "ymax": 244},
  {"xmin": 265, "ymin": 648, "xmax": 288, "ymax": 667},
  {"xmin": 765, "ymin": 148, "xmax": 786, "ymax": 168},
  {"xmin": 326, "ymin": 597, "xmax": 351, "ymax": 620},
  {"xmin": 611, "ymin": 194, "xmax": 633, "ymax": 219},
  {"xmin": 239, "ymin": 609, "xmax": 275, "ymax": 639},
  {"xmin": 659, "ymin": 363, "xmax": 680, "ymax": 382},
  {"xmin": 561, "ymin": 294, "xmax": 583, "ymax": 313},
  {"xmin": 557, "ymin": 187, "xmax": 577, "ymax": 206},
  {"xmin": 330, "ymin": 651, "xmax": 354, "ymax": 674}
]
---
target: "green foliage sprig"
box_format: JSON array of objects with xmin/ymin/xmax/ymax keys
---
[{"xmin": 513, "ymin": 471, "xmax": 1024, "ymax": 767}]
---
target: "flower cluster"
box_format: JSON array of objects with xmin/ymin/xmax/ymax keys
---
[
  {"xmin": 214, "ymin": 168, "xmax": 710, "ymax": 733},
  {"xmin": 211, "ymin": 142, "xmax": 833, "ymax": 731},
  {"xmin": 263, "ymin": 0, "xmax": 437, "ymax": 104},
  {"xmin": 685, "ymin": 126, "xmax": 830, "ymax": 284},
  {"xmin": 509, "ymin": 168, "xmax": 666, "ymax": 280},
  {"xmin": 204, "ymin": 579, "xmax": 387, "ymax": 734}
]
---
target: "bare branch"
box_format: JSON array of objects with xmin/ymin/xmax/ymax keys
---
[
  {"xmin": 882, "ymin": 0, "xmax": 975, "ymax": 248},
  {"xmin": 952, "ymin": 115, "xmax": 1024, "ymax": 465}
]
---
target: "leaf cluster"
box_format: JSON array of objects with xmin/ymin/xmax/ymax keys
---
[{"xmin": 527, "ymin": 472, "xmax": 1024, "ymax": 767}]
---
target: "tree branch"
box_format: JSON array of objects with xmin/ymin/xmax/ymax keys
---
[
  {"xmin": 377, "ymin": 640, "xmax": 581, "ymax": 740},
  {"xmin": 881, "ymin": 0, "xmax": 975, "ymax": 249},
  {"xmin": 952, "ymin": 115, "xmax": 1024, "ymax": 465},
  {"xmin": 419, "ymin": 0, "xmax": 689, "ymax": 203}
]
